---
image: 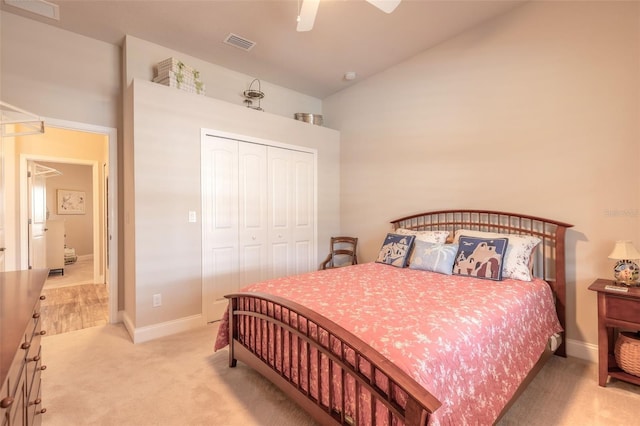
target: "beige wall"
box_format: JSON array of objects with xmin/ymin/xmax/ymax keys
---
[
  {"xmin": 40, "ymin": 162, "xmax": 93, "ymax": 256},
  {"xmin": 125, "ymin": 79, "xmax": 340, "ymax": 335},
  {"xmin": 324, "ymin": 1, "xmax": 640, "ymax": 359},
  {"xmin": 0, "ymin": 12, "xmax": 121, "ymax": 129},
  {"xmin": 124, "ymin": 36, "xmax": 323, "ymax": 118},
  {"xmin": 1, "ymin": 11, "xmax": 327, "ymax": 318}
]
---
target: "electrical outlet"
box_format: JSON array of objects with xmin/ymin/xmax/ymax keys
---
[{"xmin": 153, "ymin": 293, "xmax": 162, "ymax": 307}]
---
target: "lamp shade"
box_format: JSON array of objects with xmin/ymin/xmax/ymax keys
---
[{"xmin": 608, "ymin": 240, "xmax": 640, "ymax": 260}]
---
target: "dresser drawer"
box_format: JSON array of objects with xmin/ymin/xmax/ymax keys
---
[
  {"xmin": 4, "ymin": 366, "xmax": 25, "ymax": 426},
  {"xmin": 607, "ymin": 295, "xmax": 640, "ymax": 323},
  {"xmin": 26, "ymin": 379, "xmax": 43, "ymax": 426}
]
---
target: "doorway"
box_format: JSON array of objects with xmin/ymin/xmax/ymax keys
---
[{"xmin": 18, "ymin": 118, "xmax": 118, "ymax": 330}]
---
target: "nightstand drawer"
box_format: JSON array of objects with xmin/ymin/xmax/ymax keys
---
[{"xmin": 607, "ymin": 295, "xmax": 640, "ymax": 323}]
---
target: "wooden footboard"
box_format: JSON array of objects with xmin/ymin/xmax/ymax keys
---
[{"xmin": 226, "ymin": 292, "xmax": 441, "ymax": 426}]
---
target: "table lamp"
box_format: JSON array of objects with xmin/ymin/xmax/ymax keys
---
[{"xmin": 608, "ymin": 240, "xmax": 640, "ymax": 286}]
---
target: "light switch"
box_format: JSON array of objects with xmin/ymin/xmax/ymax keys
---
[{"xmin": 188, "ymin": 211, "xmax": 197, "ymax": 223}]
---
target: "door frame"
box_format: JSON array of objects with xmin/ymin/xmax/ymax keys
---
[{"xmin": 18, "ymin": 117, "xmax": 119, "ymax": 323}]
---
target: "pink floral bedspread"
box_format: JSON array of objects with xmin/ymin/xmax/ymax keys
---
[{"xmin": 214, "ymin": 262, "xmax": 562, "ymax": 425}]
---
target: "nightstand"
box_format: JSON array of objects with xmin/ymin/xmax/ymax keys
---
[{"xmin": 588, "ymin": 278, "xmax": 640, "ymax": 386}]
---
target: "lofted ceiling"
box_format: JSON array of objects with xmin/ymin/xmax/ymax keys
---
[{"xmin": 0, "ymin": 0, "xmax": 526, "ymax": 98}]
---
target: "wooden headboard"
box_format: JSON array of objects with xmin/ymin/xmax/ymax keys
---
[{"xmin": 390, "ymin": 209, "xmax": 573, "ymax": 356}]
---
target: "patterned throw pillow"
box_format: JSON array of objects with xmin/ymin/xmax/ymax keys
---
[
  {"xmin": 394, "ymin": 228, "xmax": 450, "ymax": 244},
  {"xmin": 409, "ymin": 241, "xmax": 458, "ymax": 275},
  {"xmin": 376, "ymin": 233, "xmax": 416, "ymax": 268},
  {"xmin": 453, "ymin": 236, "xmax": 508, "ymax": 281},
  {"xmin": 453, "ymin": 229, "xmax": 541, "ymax": 281}
]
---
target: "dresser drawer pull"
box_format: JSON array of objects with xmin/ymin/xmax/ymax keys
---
[
  {"xmin": 32, "ymin": 312, "xmax": 41, "ymax": 319},
  {"xmin": 36, "ymin": 408, "xmax": 47, "ymax": 415},
  {"xmin": 37, "ymin": 330, "xmax": 47, "ymax": 336},
  {"xmin": 40, "ymin": 295, "xmax": 46, "ymax": 300},
  {"xmin": 28, "ymin": 398, "xmax": 42, "ymax": 407},
  {"xmin": 28, "ymin": 355, "xmax": 41, "ymax": 363},
  {"xmin": 0, "ymin": 397, "xmax": 13, "ymax": 409},
  {"xmin": 21, "ymin": 342, "xmax": 31, "ymax": 350},
  {"xmin": 40, "ymin": 365, "xmax": 47, "ymax": 371}
]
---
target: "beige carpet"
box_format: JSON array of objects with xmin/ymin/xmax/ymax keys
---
[{"xmin": 41, "ymin": 323, "xmax": 640, "ymax": 426}]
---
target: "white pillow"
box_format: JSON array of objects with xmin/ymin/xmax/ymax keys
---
[
  {"xmin": 453, "ymin": 229, "xmax": 541, "ymax": 281},
  {"xmin": 395, "ymin": 228, "xmax": 449, "ymax": 244}
]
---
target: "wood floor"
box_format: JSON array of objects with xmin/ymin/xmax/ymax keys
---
[{"xmin": 41, "ymin": 257, "xmax": 109, "ymax": 336}]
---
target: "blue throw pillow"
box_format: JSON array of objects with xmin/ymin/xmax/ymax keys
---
[
  {"xmin": 453, "ymin": 236, "xmax": 508, "ymax": 281},
  {"xmin": 376, "ymin": 233, "xmax": 416, "ymax": 268},
  {"xmin": 409, "ymin": 241, "xmax": 458, "ymax": 275}
]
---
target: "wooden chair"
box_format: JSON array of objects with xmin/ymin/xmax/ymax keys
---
[{"xmin": 320, "ymin": 236, "xmax": 358, "ymax": 270}]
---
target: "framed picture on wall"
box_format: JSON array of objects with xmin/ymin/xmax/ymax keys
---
[{"xmin": 57, "ymin": 189, "xmax": 85, "ymax": 215}]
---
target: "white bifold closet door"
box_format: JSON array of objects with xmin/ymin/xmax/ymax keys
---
[{"xmin": 202, "ymin": 135, "xmax": 315, "ymax": 323}]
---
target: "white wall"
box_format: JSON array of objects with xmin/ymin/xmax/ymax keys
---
[
  {"xmin": 124, "ymin": 79, "xmax": 340, "ymax": 339},
  {"xmin": 323, "ymin": 1, "xmax": 640, "ymax": 360}
]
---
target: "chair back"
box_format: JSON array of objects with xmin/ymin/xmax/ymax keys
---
[{"xmin": 320, "ymin": 236, "xmax": 358, "ymax": 270}]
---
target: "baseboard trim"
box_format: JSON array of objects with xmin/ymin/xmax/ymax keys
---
[
  {"xmin": 123, "ymin": 314, "xmax": 205, "ymax": 344},
  {"xmin": 566, "ymin": 338, "xmax": 598, "ymax": 363}
]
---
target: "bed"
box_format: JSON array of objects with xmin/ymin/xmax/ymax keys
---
[{"xmin": 214, "ymin": 210, "xmax": 573, "ymax": 425}]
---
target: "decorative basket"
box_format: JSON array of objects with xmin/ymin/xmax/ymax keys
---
[{"xmin": 615, "ymin": 332, "xmax": 640, "ymax": 377}]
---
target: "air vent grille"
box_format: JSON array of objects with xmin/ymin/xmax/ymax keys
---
[{"xmin": 224, "ymin": 33, "xmax": 256, "ymax": 51}]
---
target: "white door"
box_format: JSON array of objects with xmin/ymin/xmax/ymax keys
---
[
  {"xmin": 267, "ymin": 147, "xmax": 314, "ymax": 279},
  {"xmin": 202, "ymin": 138, "xmax": 239, "ymax": 323},
  {"xmin": 238, "ymin": 142, "xmax": 268, "ymax": 286},
  {"xmin": 202, "ymin": 134, "xmax": 316, "ymax": 323},
  {"xmin": 28, "ymin": 161, "xmax": 47, "ymax": 270},
  {"xmin": 290, "ymin": 149, "xmax": 315, "ymax": 275}
]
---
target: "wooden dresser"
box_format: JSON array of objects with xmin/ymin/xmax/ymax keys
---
[{"xmin": 0, "ymin": 269, "xmax": 48, "ymax": 425}]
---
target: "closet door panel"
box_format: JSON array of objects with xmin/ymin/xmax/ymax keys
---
[
  {"xmin": 270, "ymin": 242, "xmax": 289, "ymax": 279},
  {"xmin": 295, "ymin": 241, "xmax": 312, "ymax": 275},
  {"xmin": 269, "ymin": 154, "xmax": 290, "ymax": 230},
  {"xmin": 291, "ymin": 151, "xmax": 315, "ymax": 273},
  {"xmin": 239, "ymin": 142, "xmax": 268, "ymax": 285},
  {"xmin": 267, "ymin": 147, "xmax": 293, "ymax": 277},
  {"xmin": 202, "ymin": 137, "xmax": 239, "ymax": 322}
]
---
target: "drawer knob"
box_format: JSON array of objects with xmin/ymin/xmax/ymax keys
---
[
  {"xmin": 36, "ymin": 408, "xmax": 47, "ymax": 415},
  {"xmin": 0, "ymin": 397, "xmax": 13, "ymax": 409},
  {"xmin": 29, "ymin": 398, "xmax": 42, "ymax": 406},
  {"xmin": 39, "ymin": 330, "xmax": 47, "ymax": 336},
  {"xmin": 28, "ymin": 355, "xmax": 41, "ymax": 363},
  {"xmin": 32, "ymin": 312, "xmax": 41, "ymax": 319},
  {"xmin": 21, "ymin": 342, "xmax": 31, "ymax": 350},
  {"xmin": 40, "ymin": 295, "xmax": 46, "ymax": 300},
  {"xmin": 40, "ymin": 365, "xmax": 47, "ymax": 371}
]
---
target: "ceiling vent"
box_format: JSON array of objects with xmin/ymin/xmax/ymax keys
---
[
  {"xmin": 4, "ymin": 0, "xmax": 59, "ymax": 20},
  {"xmin": 223, "ymin": 33, "xmax": 256, "ymax": 52}
]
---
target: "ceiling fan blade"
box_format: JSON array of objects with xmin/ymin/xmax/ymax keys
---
[
  {"xmin": 366, "ymin": 0, "xmax": 401, "ymax": 14},
  {"xmin": 297, "ymin": 0, "xmax": 320, "ymax": 32}
]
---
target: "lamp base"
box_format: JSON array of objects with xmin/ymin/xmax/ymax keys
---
[{"xmin": 614, "ymin": 259, "xmax": 640, "ymax": 286}]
